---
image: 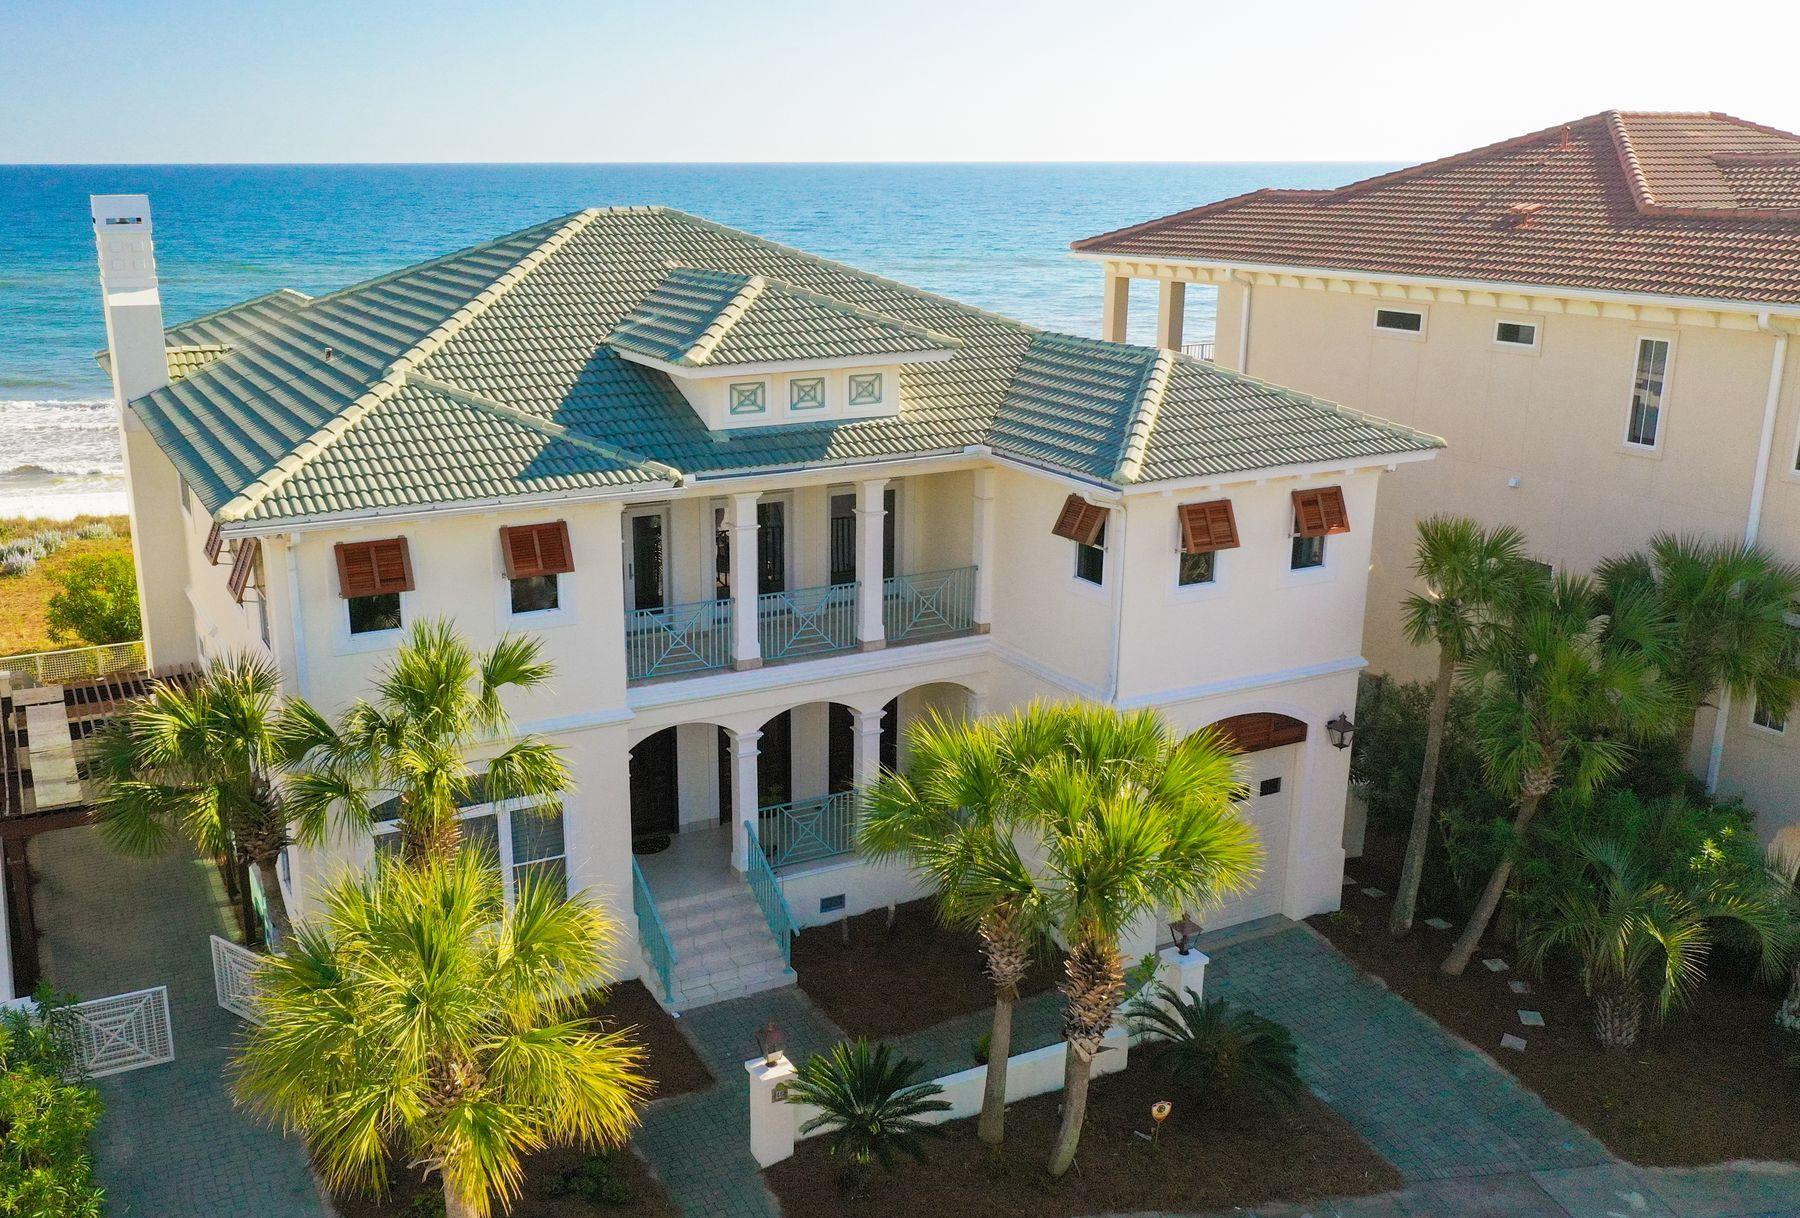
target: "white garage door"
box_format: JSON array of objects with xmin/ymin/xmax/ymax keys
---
[{"xmin": 1207, "ymin": 744, "xmax": 1295, "ymax": 928}]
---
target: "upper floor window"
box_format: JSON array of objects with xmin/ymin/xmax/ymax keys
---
[
  {"xmin": 1075, "ymin": 523, "xmax": 1107, "ymax": 585},
  {"xmin": 1374, "ymin": 307, "xmax": 1425, "ymax": 335},
  {"xmin": 1625, "ymin": 337, "xmax": 1671, "ymax": 448},
  {"xmin": 335, "ymin": 537, "xmax": 412, "ymax": 634},
  {"xmin": 1290, "ymin": 486, "xmax": 1350, "ymax": 571},
  {"xmin": 1176, "ymin": 499, "xmax": 1239, "ymax": 588},
  {"xmin": 1051, "ymin": 494, "xmax": 1109, "ymax": 586},
  {"xmin": 1495, "ymin": 320, "xmax": 1538, "ymax": 348},
  {"xmin": 500, "ymin": 521, "xmax": 574, "ymax": 615}
]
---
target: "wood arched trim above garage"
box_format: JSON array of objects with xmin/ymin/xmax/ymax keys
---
[{"xmin": 1207, "ymin": 712, "xmax": 1307, "ymax": 755}]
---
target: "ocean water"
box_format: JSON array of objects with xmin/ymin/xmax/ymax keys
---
[{"xmin": 0, "ymin": 162, "xmax": 1388, "ymax": 518}]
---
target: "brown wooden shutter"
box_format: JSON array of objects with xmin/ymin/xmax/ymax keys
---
[
  {"xmin": 1177, "ymin": 500, "xmax": 1240, "ymax": 554},
  {"xmin": 334, "ymin": 538, "xmax": 414, "ymax": 598},
  {"xmin": 1291, "ymin": 486, "xmax": 1351, "ymax": 538},
  {"xmin": 1050, "ymin": 495, "xmax": 1108, "ymax": 546},
  {"xmin": 500, "ymin": 521, "xmax": 574, "ymax": 579},
  {"xmin": 226, "ymin": 538, "xmax": 261, "ymax": 604},
  {"xmin": 1210, "ymin": 712, "xmax": 1308, "ymax": 755},
  {"xmin": 203, "ymin": 521, "xmax": 224, "ymax": 565}
]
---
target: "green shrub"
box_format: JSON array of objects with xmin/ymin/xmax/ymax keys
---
[
  {"xmin": 44, "ymin": 552, "xmax": 141, "ymax": 646},
  {"xmin": 1128, "ymin": 985, "xmax": 1302, "ymax": 1110},
  {"xmin": 0, "ymin": 993, "xmax": 105, "ymax": 1218},
  {"xmin": 970, "ymin": 1031, "xmax": 990, "ymax": 1066},
  {"xmin": 549, "ymin": 1150, "xmax": 634, "ymax": 1205},
  {"xmin": 74, "ymin": 522, "xmax": 114, "ymax": 541},
  {"xmin": 785, "ymin": 1040, "xmax": 949, "ymax": 1194}
]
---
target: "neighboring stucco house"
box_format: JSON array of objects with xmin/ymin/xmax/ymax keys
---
[
  {"xmin": 1073, "ymin": 111, "xmax": 1800, "ymax": 834},
  {"xmin": 92, "ymin": 195, "xmax": 1438, "ymax": 1009}
]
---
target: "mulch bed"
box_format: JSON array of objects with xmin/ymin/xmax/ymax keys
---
[
  {"xmin": 589, "ymin": 979, "xmax": 713, "ymax": 1102},
  {"xmin": 764, "ymin": 1049, "xmax": 1401, "ymax": 1218},
  {"xmin": 332, "ymin": 1145, "xmax": 678, "ymax": 1218},
  {"xmin": 1313, "ymin": 841, "xmax": 1800, "ymax": 1167},
  {"xmin": 790, "ymin": 898, "xmax": 1059, "ymax": 1039}
]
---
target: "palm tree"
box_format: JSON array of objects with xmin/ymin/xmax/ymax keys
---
[
  {"xmin": 1391, "ymin": 516, "xmax": 1536, "ymax": 937},
  {"xmin": 1524, "ymin": 819, "xmax": 1793, "ymax": 1050},
  {"xmin": 1441, "ymin": 575, "xmax": 1675, "ymax": 975},
  {"xmin": 784, "ymin": 1040, "xmax": 949, "ymax": 1196},
  {"xmin": 859, "ymin": 709, "xmax": 1052, "ymax": 1147},
  {"xmin": 1598, "ymin": 534, "xmax": 1800, "ymax": 757},
  {"xmin": 1002, "ymin": 704, "xmax": 1261, "ymax": 1178},
  {"xmin": 287, "ymin": 619, "xmax": 568, "ymax": 864},
  {"xmin": 89, "ymin": 653, "xmax": 343, "ymax": 947},
  {"xmin": 234, "ymin": 850, "xmax": 650, "ymax": 1218}
]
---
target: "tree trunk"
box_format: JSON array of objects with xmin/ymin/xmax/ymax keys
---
[
  {"xmin": 252, "ymin": 853, "xmax": 295, "ymax": 950},
  {"xmin": 1778, "ymin": 963, "xmax": 1800, "ymax": 1033},
  {"xmin": 1392, "ymin": 648, "xmax": 1456, "ymax": 937},
  {"xmin": 1441, "ymin": 791, "xmax": 1543, "ymax": 976},
  {"xmin": 442, "ymin": 1178, "xmax": 479, "ymax": 1218},
  {"xmin": 1593, "ymin": 986, "xmax": 1643, "ymax": 1052},
  {"xmin": 976, "ymin": 988, "xmax": 1016, "ymax": 1146},
  {"xmin": 1046, "ymin": 1045, "xmax": 1094, "ymax": 1178}
]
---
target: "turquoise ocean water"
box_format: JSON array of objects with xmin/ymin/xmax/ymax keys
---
[{"xmin": 0, "ymin": 162, "xmax": 1388, "ymax": 514}]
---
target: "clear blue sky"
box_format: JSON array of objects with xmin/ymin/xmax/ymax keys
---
[{"xmin": 6, "ymin": 0, "xmax": 1798, "ymax": 163}]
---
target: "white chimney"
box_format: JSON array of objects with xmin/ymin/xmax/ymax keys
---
[{"xmin": 91, "ymin": 194, "xmax": 171, "ymax": 408}]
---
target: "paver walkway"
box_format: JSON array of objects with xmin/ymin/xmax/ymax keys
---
[{"xmin": 31, "ymin": 825, "xmax": 333, "ymax": 1218}]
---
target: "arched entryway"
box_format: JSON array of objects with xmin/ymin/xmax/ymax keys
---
[{"xmin": 1201, "ymin": 712, "xmax": 1307, "ymax": 927}]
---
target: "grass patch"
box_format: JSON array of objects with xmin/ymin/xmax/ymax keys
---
[{"xmin": 0, "ymin": 515, "xmax": 133, "ymax": 655}]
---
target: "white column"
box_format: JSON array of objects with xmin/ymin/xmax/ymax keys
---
[
  {"xmin": 856, "ymin": 478, "xmax": 888, "ymax": 651},
  {"xmin": 852, "ymin": 705, "xmax": 886, "ymax": 791},
  {"xmin": 1100, "ymin": 269, "xmax": 1130, "ymax": 343},
  {"xmin": 730, "ymin": 492, "xmax": 761, "ymax": 670},
  {"xmin": 746, "ymin": 1053, "xmax": 799, "ymax": 1167},
  {"xmin": 730, "ymin": 728, "xmax": 761, "ymax": 872},
  {"xmin": 1155, "ymin": 280, "xmax": 1186, "ymax": 350},
  {"xmin": 971, "ymin": 467, "xmax": 996, "ymax": 633}
]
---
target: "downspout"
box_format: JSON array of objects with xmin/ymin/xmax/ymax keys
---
[
  {"xmin": 1235, "ymin": 271, "xmax": 1254, "ymax": 374},
  {"xmin": 1707, "ymin": 313, "xmax": 1791, "ymax": 793}
]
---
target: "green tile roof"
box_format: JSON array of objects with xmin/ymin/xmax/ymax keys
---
[{"xmin": 111, "ymin": 206, "xmax": 1441, "ymax": 524}]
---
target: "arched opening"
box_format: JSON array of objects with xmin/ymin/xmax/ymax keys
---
[
  {"xmin": 628, "ymin": 727, "xmax": 680, "ymax": 845},
  {"xmin": 1200, "ymin": 711, "xmax": 1308, "ymax": 927},
  {"xmin": 1209, "ymin": 711, "xmax": 1307, "ymax": 755}
]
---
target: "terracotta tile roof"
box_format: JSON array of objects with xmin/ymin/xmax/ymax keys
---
[{"xmin": 1073, "ymin": 111, "xmax": 1800, "ymax": 305}]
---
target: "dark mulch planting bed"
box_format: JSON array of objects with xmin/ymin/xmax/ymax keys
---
[
  {"xmin": 1315, "ymin": 840, "xmax": 1800, "ymax": 1167},
  {"xmin": 332, "ymin": 1145, "xmax": 678, "ymax": 1217},
  {"xmin": 766, "ymin": 1051, "xmax": 1400, "ymax": 1218},
  {"xmin": 791, "ymin": 899, "xmax": 1059, "ymax": 1039},
  {"xmin": 589, "ymin": 979, "xmax": 713, "ymax": 1102}
]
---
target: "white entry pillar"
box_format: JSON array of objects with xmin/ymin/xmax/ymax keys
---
[
  {"xmin": 971, "ymin": 467, "xmax": 996, "ymax": 633},
  {"xmin": 852, "ymin": 705, "xmax": 886, "ymax": 790},
  {"xmin": 1101, "ymin": 269, "xmax": 1130, "ymax": 343},
  {"xmin": 730, "ymin": 728, "xmax": 762, "ymax": 872},
  {"xmin": 1155, "ymin": 280, "xmax": 1186, "ymax": 350},
  {"xmin": 856, "ymin": 478, "xmax": 888, "ymax": 650},
  {"xmin": 730, "ymin": 492, "xmax": 761, "ymax": 670}
]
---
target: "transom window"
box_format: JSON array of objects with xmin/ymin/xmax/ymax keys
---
[
  {"xmin": 1495, "ymin": 320, "xmax": 1538, "ymax": 347},
  {"xmin": 1374, "ymin": 308, "xmax": 1425, "ymax": 334},
  {"xmin": 1625, "ymin": 337, "xmax": 1671, "ymax": 448},
  {"xmin": 373, "ymin": 792, "xmax": 567, "ymax": 906}
]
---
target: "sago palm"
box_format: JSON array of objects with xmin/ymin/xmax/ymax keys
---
[
  {"xmin": 1002, "ymin": 703, "xmax": 1261, "ymax": 1178},
  {"xmin": 785, "ymin": 1040, "xmax": 948, "ymax": 1195},
  {"xmin": 234, "ymin": 850, "xmax": 650, "ymax": 1218},
  {"xmin": 859, "ymin": 708, "xmax": 1052, "ymax": 1147},
  {"xmin": 286, "ymin": 619, "xmax": 568, "ymax": 863},
  {"xmin": 89, "ymin": 653, "xmax": 343, "ymax": 946},
  {"xmin": 1391, "ymin": 516, "xmax": 1536, "ymax": 937},
  {"xmin": 1598, "ymin": 534, "xmax": 1800, "ymax": 756},
  {"xmin": 1441, "ymin": 574, "xmax": 1675, "ymax": 975}
]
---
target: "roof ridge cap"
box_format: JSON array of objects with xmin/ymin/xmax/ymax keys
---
[
  {"xmin": 682, "ymin": 273, "xmax": 768, "ymax": 366},
  {"xmin": 1112, "ymin": 347, "xmax": 1176, "ymax": 484},
  {"xmin": 1606, "ymin": 110, "xmax": 1660, "ymax": 214},
  {"xmin": 406, "ymin": 372, "xmax": 680, "ymax": 479},
  {"xmin": 215, "ymin": 208, "xmax": 603, "ymax": 521},
  {"xmin": 747, "ymin": 272, "xmax": 969, "ymax": 349}
]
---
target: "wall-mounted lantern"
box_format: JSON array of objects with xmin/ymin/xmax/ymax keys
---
[{"xmin": 1326, "ymin": 713, "xmax": 1356, "ymax": 750}]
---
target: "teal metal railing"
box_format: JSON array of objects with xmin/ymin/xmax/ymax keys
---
[
  {"xmin": 626, "ymin": 599, "xmax": 733, "ymax": 681},
  {"xmin": 884, "ymin": 565, "xmax": 977, "ymax": 643},
  {"xmin": 743, "ymin": 821, "xmax": 796, "ymax": 966},
  {"xmin": 758, "ymin": 582, "xmax": 858, "ymax": 662},
  {"xmin": 758, "ymin": 789, "xmax": 862, "ymax": 868},
  {"xmin": 631, "ymin": 857, "xmax": 679, "ymax": 1004}
]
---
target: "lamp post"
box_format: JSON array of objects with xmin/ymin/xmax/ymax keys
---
[
  {"xmin": 1168, "ymin": 913, "xmax": 1202, "ymax": 956},
  {"xmin": 755, "ymin": 1020, "xmax": 786, "ymax": 1068}
]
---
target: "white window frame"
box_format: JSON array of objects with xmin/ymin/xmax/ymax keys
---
[
  {"xmin": 1169, "ymin": 510, "xmax": 1228, "ymax": 603},
  {"xmin": 333, "ymin": 588, "xmax": 412, "ymax": 655},
  {"xmin": 1751, "ymin": 697, "xmax": 1788, "ymax": 736},
  {"xmin": 494, "ymin": 529, "xmax": 579, "ymax": 630},
  {"xmin": 1279, "ymin": 495, "xmax": 1341, "ymax": 588},
  {"xmin": 1492, "ymin": 317, "xmax": 1541, "ymax": 352},
  {"xmin": 1372, "ymin": 306, "xmax": 1427, "ymax": 339},
  {"xmin": 1071, "ymin": 517, "xmax": 1108, "ymax": 592},
  {"xmin": 371, "ymin": 792, "xmax": 568, "ymax": 907},
  {"xmin": 1622, "ymin": 335, "xmax": 1674, "ymax": 454}
]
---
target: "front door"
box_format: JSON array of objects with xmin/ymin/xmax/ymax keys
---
[
  {"xmin": 629, "ymin": 728, "xmax": 678, "ymax": 840},
  {"xmin": 623, "ymin": 507, "xmax": 667, "ymax": 612}
]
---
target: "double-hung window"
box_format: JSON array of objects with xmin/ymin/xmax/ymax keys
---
[
  {"xmin": 1290, "ymin": 486, "xmax": 1350, "ymax": 571},
  {"xmin": 372, "ymin": 783, "xmax": 568, "ymax": 905},
  {"xmin": 1176, "ymin": 499, "xmax": 1239, "ymax": 587},
  {"xmin": 1625, "ymin": 338, "xmax": 1671, "ymax": 449},
  {"xmin": 1051, "ymin": 495, "xmax": 1110, "ymax": 586}
]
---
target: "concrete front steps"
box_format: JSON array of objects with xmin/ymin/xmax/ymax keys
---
[{"xmin": 651, "ymin": 885, "xmax": 795, "ymax": 1012}]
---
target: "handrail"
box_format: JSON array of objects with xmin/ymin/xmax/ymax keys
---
[
  {"xmin": 743, "ymin": 821, "xmax": 796, "ymax": 966},
  {"xmin": 758, "ymin": 582, "xmax": 858, "ymax": 662},
  {"xmin": 758, "ymin": 789, "xmax": 862, "ymax": 868},
  {"xmin": 625, "ymin": 598, "xmax": 733, "ymax": 681},
  {"xmin": 631, "ymin": 857, "xmax": 680, "ymax": 1005},
  {"xmin": 1180, "ymin": 338, "xmax": 1217, "ymax": 361},
  {"xmin": 883, "ymin": 566, "xmax": 977, "ymax": 642},
  {"xmin": 0, "ymin": 639, "xmax": 146, "ymax": 689}
]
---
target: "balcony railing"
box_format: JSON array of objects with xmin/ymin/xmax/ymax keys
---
[
  {"xmin": 758, "ymin": 789, "xmax": 862, "ymax": 869},
  {"xmin": 1180, "ymin": 338, "xmax": 1217, "ymax": 361},
  {"xmin": 626, "ymin": 599, "xmax": 734, "ymax": 681},
  {"xmin": 759, "ymin": 582, "xmax": 859, "ymax": 663},
  {"xmin": 884, "ymin": 566, "xmax": 977, "ymax": 643}
]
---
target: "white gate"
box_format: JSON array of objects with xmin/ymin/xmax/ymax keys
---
[
  {"xmin": 210, "ymin": 934, "xmax": 268, "ymax": 1024},
  {"xmin": 69, "ymin": 986, "xmax": 175, "ymax": 1078}
]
